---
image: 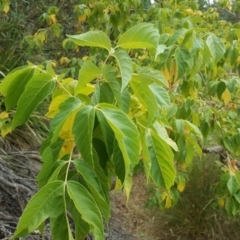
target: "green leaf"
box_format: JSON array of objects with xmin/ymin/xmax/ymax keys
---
[
  {"xmin": 112, "ymin": 138, "xmax": 125, "ymax": 183},
  {"xmin": 148, "ymin": 83, "xmax": 171, "ymax": 107},
  {"xmin": 73, "ymin": 160, "xmax": 110, "ymax": 220},
  {"xmin": 96, "ymin": 111, "xmax": 115, "ymax": 157},
  {"xmin": 168, "ymin": 28, "xmax": 187, "ymax": 46},
  {"xmin": 103, "ymin": 65, "xmax": 130, "ymax": 113},
  {"xmin": 68, "ymin": 201, "xmax": 90, "ymax": 239},
  {"xmin": 92, "ymin": 146, "xmax": 110, "ymax": 195},
  {"xmin": 112, "ymin": 49, "xmax": 132, "ymax": 91},
  {"xmin": 206, "ymin": 33, "xmax": 225, "ymax": 62},
  {"xmin": 67, "ymin": 31, "xmax": 111, "ymax": 51},
  {"xmin": 137, "ymin": 67, "xmax": 168, "ymax": 87},
  {"xmin": 175, "ymin": 47, "xmax": 192, "ymax": 79},
  {"xmin": 152, "ymin": 122, "xmax": 178, "ymax": 152},
  {"xmin": 225, "ymin": 197, "xmax": 237, "ymax": 217},
  {"xmin": 96, "ymin": 103, "xmax": 140, "ymax": 177},
  {"xmin": 37, "ymin": 138, "xmax": 64, "ymax": 188},
  {"xmin": 184, "ymin": 120, "xmax": 203, "ymax": 141},
  {"xmin": 50, "ymin": 213, "xmax": 74, "ymax": 240},
  {"xmin": 73, "ymin": 105, "xmax": 95, "ymax": 166},
  {"xmin": 130, "ymin": 78, "xmax": 158, "ymax": 124},
  {"xmin": 76, "ymin": 61, "xmax": 100, "ymax": 92},
  {"xmin": 117, "ymin": 23, "xmax": 159, "ymax": 49},
  {"xmin": 155, "ymin": 44, "xmax": 167, "ymax": 60},
  {"xmin": 0, "ymin": 66, "xmax": 35, "ymax": 110},
  {"xmin": 67, "ymin": 181, "xmax": 104, "ymax": 240},
  {"xmin": 91, "ymin": 82, "xmax": 101, "ymax": 106},
  {"xmin": 13, "ymin": 181, "xmax": 64, "ymax": 238},
  {"xmin": 217, "ymin": 81, "xmax": 226, "ymax": 99},
  {"xmin": 147, "ymin": 130, "xmax": 176, "ymax": 189},
  {"xmin": 12, "ymin": 73, "xmax": 55, "ymax": 129},
  {"xmin": 99, "ymin": 83, "xmax": 115, "ymax": 104},
  {"xmin": 227, "ymin": 175, "xmax": 239, "ymax": 196}
]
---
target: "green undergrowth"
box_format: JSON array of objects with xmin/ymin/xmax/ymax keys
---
[{"xmin": 145, "ymin": 155, "xmax": 240, "ymax": 239}]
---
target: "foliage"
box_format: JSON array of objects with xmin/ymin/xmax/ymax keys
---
[
  {"xmin": 146, "ymin": 156, "xmax": 240, "ymax": 239},
  {"xmin": 1, "ymin": 0, "xmax": 240, "ymax": 239}
]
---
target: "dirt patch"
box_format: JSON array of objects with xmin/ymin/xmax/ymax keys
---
[{"xmin": 110, "ymin": 172, "xmax": 167, "ymax": 240}]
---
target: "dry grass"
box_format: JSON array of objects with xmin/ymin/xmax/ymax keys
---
[{"xmin": 110, "ymin": 156, "xmax": 240, "ymax": 240}]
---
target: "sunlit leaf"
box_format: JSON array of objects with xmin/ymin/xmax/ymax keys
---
[
  {"xmin": 206, "ymin": 33, "xmax": 225, "ymax": 62},
  {"xmin": 12, "ymin": 73, "xmax": 55, "ymax": 129},
  {"xmin": 112, "ymin": 49, "xmax": 132, "ymax": 91},
  {"xmin": 222, "ymin": 88, "xmax": 231, "ymax": 105},
  {"xmin": 77, "ymin": 61, "xmax": 100, "ymax": 92},
  {"xmin": 67, "ymin": 181, "xmax": 104, "ymax": 240},
  {"xmin": 67, "ymin": 31, "xmax": 111, "ymax": 51},
  {"xmin": 13, "ymin": 181, "xmax": 64, "ymax": 237},
  {"xmin": 0, "ymin": 66, "xmax": 35, "ymax": 110},
  {"xmin": 147, "ymin": 130, "xmax": 176, "ymax": 189},
  {"xmin": 117, "ymin": 23, "xmax": 159, "ymax": 49}
]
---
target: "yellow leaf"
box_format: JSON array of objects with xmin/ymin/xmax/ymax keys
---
[
  {"xmin": 218, "ymin": 198, "xmax": 225, "ymax": 207},
  {"xmin": 60, "ymin": 57, "xmax": 70, "ymax": 65},
  {"xmin": 103, "ymin": 7, "xmax": 110, "ymax": 14},
  {"xmin": 177, "ymin": 179, "xmax": 185, "ymax": 192},
  {"xmin": 114, "ymin": 178, "xmax": 122, "ymax": 190},
  {"xmin": 45, "ymin": 95, "xmax": 69, "ymax": 118},
  {"xmin": 59, "ymin": 110, "xmax": 77, "ymax": 140},
  {"xmin": 50, "ymin": 61, "xmax": 57, "ymax": 68},
  {"xmin": 3, "ymin": 1, "xmax": 9, "ymax": 13},
  {"xmin": 59, "ymin": 139, "xmax": 75, "ymax": 158},
  {"xmin": 1, "ymin": 123, "xmax": 12, "ymax": 137},
  {"xmin": 165, "ymin": 195, "xmax": 172, "ymax": 208},
  {"xmin": 161, "ymin": 67, "xmax": 171, "ymax": 83},
  {"xmin": 123, "ymin": 174, "xmax": 132, "ymax": 203},
  {"xmin": 0, "ymin": 111, "xmax": 9, "ymax": 119},
  {"xmin": 222, "ymin": 89, "xmax": 231, "ymax": 105},
  {"xmin": 49, "ymin": 14, "xmax": 57, "ymax": 24},
  {"xmin": 58, "ymin": 110, "xmax": 78, "ymax": 158},
  {"xmin": 237, "ymin": 56, "xmax": 240, "ymax": 64},
  {"xmin": 82, "ymin": 56, "xmax": 89, "ymax": 61},
  {"xmin": 76, "ymin": 83, "xmax": 95, "ymax": 95},
  {"xmin": 78, "ymin": 14, "xmax": 87, "ymax": 23},
  {"xmin": 185, "ymin": 9, "xmax": 194, "ymax": 15}
]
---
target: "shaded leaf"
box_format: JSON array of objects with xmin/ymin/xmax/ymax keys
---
[
  {"xmin": 112, "ymin": 139, "xmax": 125, "ymax": 183},
  {"xmin": 97, "ymin": 103, "xmax": 140, "ymax": 178},
  {"xmin": 73, "ymin": 105, "xmax": 95, "ymax": 165},
  {"xmin": 227, "ymin": 175, "xmax": 239, "ymax": 196},
  {"xmin": 73, "ymin": 159, "xmax": 110, "ymax": 220}
]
